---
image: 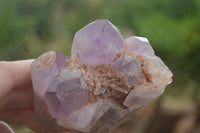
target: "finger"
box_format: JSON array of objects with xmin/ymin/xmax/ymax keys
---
[
  {"xmin": 0, "ymin": 109, "xmax": 19, "ymax": 117},
  {"xmin": 0, "ymin": 60, "xmax": 34, "ymax": 99},
  {"xmin": 0, "ymin": 85, "xmax": 33, "ymax": 112},
  {"xmin": 0, "ymin": 121, "xmax": 14, "ymax": 133},
  {"xmin": 0, "ymin": 68, "xmax": 14, "ymax": 100}
]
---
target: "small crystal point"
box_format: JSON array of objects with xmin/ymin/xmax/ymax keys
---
[
  {"xmin": 44, "ymin": 69, "xmax": 90, "ymax": 118},
  {"xmin": 71, "ymin": 19, "xmax": 125, "ymax": 65},
  {"xmin": 126, "ymin": 36, "xmax": 154, "ymax": 56},
  {"xmin": 111, "ymin": 54, "xmax": 143, "ymax": 87},
  {"xmin": 123, "ymin": 84, "xmax": 164, "ymax": 111}
]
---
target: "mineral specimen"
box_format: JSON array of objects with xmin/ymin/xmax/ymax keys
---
[{"xmin": 31, "ymin": 19, "xmax": 173, "ymax": 133}]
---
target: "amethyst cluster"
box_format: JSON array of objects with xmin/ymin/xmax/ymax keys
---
[{"xmin": 31, "ymin": 19, "xmax": 172, "ymax": 133}]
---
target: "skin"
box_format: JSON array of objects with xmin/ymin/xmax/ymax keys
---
[
  {"xmin": 0, "ymin": 121, "xmax": 15, "ymax": 133},
  {"xmin": 0, "ymin": 60, "xmax": 40, "ymax": 132}
]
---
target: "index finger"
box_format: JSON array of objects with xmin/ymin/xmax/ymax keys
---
[{"xmin": 0, "ymin": 60, "xmax": 34, "ymax": 99}]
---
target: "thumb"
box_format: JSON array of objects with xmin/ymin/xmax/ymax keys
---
[{"xmin": 0, "ymin": 121, "xmax": 15, "ymax": 133}]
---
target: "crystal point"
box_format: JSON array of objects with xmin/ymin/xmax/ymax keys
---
[
  {"xmin": 111, "ymin": 54, "xmax": 143, "ymax": 87},
  {"xmin": 44, "ymin": 69, "xmax": 90, "ymax": 117},
  {"xmin": 71, "ymin": 19, "xmax": 125, "ymax": 65},
  {"xmin": 126, "ymin": 36, "xmax": 154, "ymax": 56},
  {"xmin": 123, "ymin": 84, "xmax": 164, "ymax": 111}
]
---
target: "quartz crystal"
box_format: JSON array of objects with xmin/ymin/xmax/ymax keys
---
[
  {"xmin": 111, "ymin": 54, "xmax": 142, "ymax": 87},
  {"xmin": 44, "ymin": 69, "xmax": 90, "ymax": 117},
  {"xmin": 71, "ymin": 19, "xmax": 125, "ymax": 65},
  {"xmin": 31, "ymin": 19, "xmax": 173, "ymax": 133}
]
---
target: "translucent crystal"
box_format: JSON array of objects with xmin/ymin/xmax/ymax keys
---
[
  {"xmin": 57, "ymin": 100, "xmax": 118, "ymax": 133},
  {"xmin": 111, "ymin": 54, "xmax": 143, "ymax": 87},
  {"xmin": 123, "ymin": 83, "xmax": 164, "ymax": 111},
  {"xmin": 44, "ymin": 69, "xmax": 90, "ymax": 117},
  {"xmin": 71, "ymin": 19, "xmax": 125, "ymax": 65},
  {"xmin": 31, "ymin": 19, "xmax": 173, "ymax": 133},
  {"xmin": 126, "ymin": 36, "xmax": 154, "ymax": 56},
  {"xmin": 31, "ymin": 51, "xmax": 69, "ymax": 132}
]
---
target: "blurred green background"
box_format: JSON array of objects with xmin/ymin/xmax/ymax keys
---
[{"xmin": 0, "ymin": 0, "xmax": 200, "ymax": 133}]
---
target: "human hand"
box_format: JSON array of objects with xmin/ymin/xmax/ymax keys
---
[{"xmin": 0, "ymin": 60, "xmax": 40, "ymax": 132}]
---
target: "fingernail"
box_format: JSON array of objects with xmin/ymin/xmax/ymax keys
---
[{"xmin": 0, "ymin": 121, "xmax": 15, "ymax": 133}]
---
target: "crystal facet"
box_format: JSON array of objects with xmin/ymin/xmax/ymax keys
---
[
  {"xmin": 31, "ymin": 19, "xmax": 173, "ymax": 133},
  {"xmin": 71, "ymin": 19, "xmax": 125, "ymax": 65},
  {"xmin": 126, "ymin": 36, "xmax": 154, "ymax": 56},
  {"xmin": 111, "ymin": 54, "xmax": 143, "ymax": 87},
  {"xmin": 31, "ymin": 51, "xmax": 69, "ymax": 133},
  {"xmin": 44, "ymin": 69, "xmax": 90, "ymax": 117},
  {"xmin": 123, "ymin": 83, "xmax": 164, "ymax": 111}
]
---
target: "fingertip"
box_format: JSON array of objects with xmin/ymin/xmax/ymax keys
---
[
  {"xmin": 0, "ymin": 59, "xmax": 34, "ymax": 90},
  {"xmin": 0, "ymin": 121, "xmax": 15, "ymax": 133}
]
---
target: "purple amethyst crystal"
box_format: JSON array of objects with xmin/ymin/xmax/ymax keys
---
[
  {"xmin": 111, "ymin": 54, "xmax": 143, "ymax": 87},
  {"xmin": 31, "ymin": 19, "xmax": 173, "ymax": 133},
  {"xmin": 44, "ymin": 69, "xmax": 90, "ymax": 118},
  {"xmin": 126, "ymin": 36, "xmax": 154, "ymax": 56},
  {"xmin": 71, "ymin": 19, "xmax": 125, "ymax": 65}
]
